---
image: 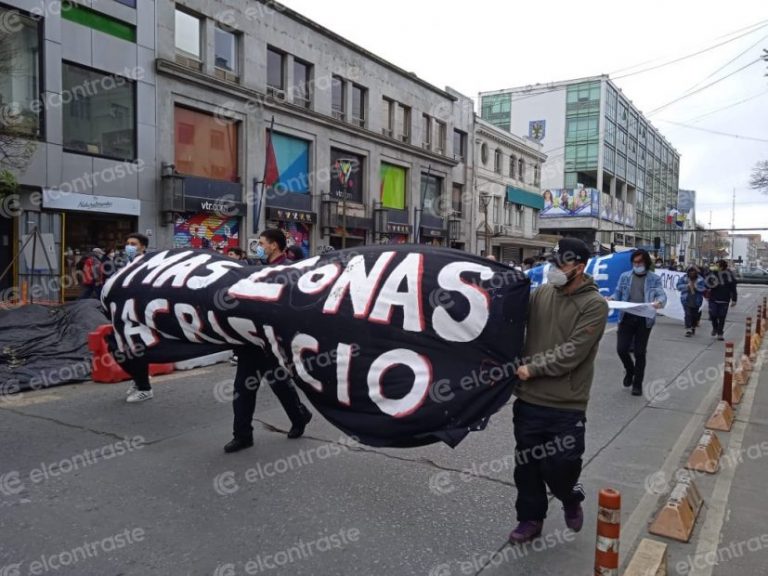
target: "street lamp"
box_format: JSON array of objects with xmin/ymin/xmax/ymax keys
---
[{"xmin": 479, "ymin": 191, "xmax": 492, "ymax": 257}]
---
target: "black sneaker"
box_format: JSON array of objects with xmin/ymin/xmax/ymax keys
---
[
  {"xmin": 224, "ymin": 437, "xmax": 254, "ymax": 453},
  {"xmin": 717, "ymin": 335, "xmax": 725, "ymax": 341},
  {"xmin": 711, "ymin": 329, "xmax": 717, "ymax": 336},
  {"xmin": 623, "ymin": 372, "xmax": 634, "ymax": 388},
  {"xmin": 631, "ymin": 387, "xmax": 642, "ymax": 397},
  {"xmin": 287, "ymin": 406, "xmax": 313, "ymax": 439},
  {"xmin": 685, "ymin": 329, "xmax": 693, "ymax": 337}
]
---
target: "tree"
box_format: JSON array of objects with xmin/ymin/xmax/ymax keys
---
[{"xmin": 749, "ymin": 160, "xmax": 768, "ymax": 195}]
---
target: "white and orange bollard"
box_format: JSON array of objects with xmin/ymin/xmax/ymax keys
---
[{"xmin": 595, "ymin": 488, "xmax": 621, "ymax": 575}]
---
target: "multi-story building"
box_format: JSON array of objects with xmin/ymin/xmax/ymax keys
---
[
  {"xmin": 471, "ymin": 117, "xmax": 549, "ymax": 261},
  {"xmin": 0, "ymin": 0, "xmax": 156, "ymax": 301},
  {"xmin": 728, "ymin": 234, "xmax": 762, "ymax": 269},
  {"xmin": 479, "ymin": 75, "xmax": 681, "ymax": 257},
  {"xmin": 156, "ymin": 0, "xmax": 473, "ymax": 257},
  {"xmin": 0, "ymin": 0, "xmax": 475, "ymax": 302}
]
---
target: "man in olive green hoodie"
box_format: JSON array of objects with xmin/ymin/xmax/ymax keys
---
[{"xmin": 509, "ymin": 238, "xmax": 609, "ymax": 544}]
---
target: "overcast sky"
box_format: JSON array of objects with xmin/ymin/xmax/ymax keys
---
[{"xmin": 282, "ymin": 0, "xmax": 768, "ymax": 238}]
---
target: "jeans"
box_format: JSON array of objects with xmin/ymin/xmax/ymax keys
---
[
  {"xmin": 709, "ymin": 301, "xmax": 729, "ymax": 335},
  {"xmin": 616, "ymin": 314, "xmax": 653, "ymax": 389},
  {"xmin": 513, "ymin": 400, "xmax": 586, "ymax": 521},
  {"xmin": 684, "ymin": 305, "xmax": 701, "ymax": 330},
  {"xmin": 117, "ymin": 355, "xmax": 151, "ymax": 391},
  {"xmin": 232, "ymin": 346, "xmax": 308, "ymax": 440}
]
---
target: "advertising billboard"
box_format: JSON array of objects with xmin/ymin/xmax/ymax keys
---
[{"xmin": 541, "ymin": 187, "xmax": 599, "ymax": 218}]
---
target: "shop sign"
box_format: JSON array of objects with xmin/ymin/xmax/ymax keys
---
[
  {"xmin": 267, "ymin": 207, "xmax": 316, "ymax": 224},
  {"xmin": 42, "ymin": 189, "xmax": 140, "ymax": 216}
]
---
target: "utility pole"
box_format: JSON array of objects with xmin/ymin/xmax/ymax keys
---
[
  {"xmin": 731, "ymin": 187, "xmax": 736, "ymax": 268},
  {"xmin": 708, "ymin": 210, "xmax": 713, "ymax": 263}
]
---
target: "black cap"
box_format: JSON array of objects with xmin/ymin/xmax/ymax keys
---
[{"xmin": 551, "ymin": 237, "xmax": 591, "ymax": 267}]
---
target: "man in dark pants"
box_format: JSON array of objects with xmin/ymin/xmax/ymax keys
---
[
  {"xmin": 610, "ymin": 249, "xmax": 666, "ymax": 396},
  {"xmin": 510, "ymin": 238, "xmax": 609, "ymax": 543},
  {"xmin": 706, "ymin": 259, "xmax": 738, "ymax": 341},
  {"xmin": 224, "ymin": 228, "xmax": 312, "ymax": 453}
]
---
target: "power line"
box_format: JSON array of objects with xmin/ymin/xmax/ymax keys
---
[
  {"xmin": 655, "ymin": 119, "xmax": 768, "ymax": 142},
  {"xmin": 612, "ymin": 22, "xmax": 768, "ymax": 80},
  {"xmin": 681, "ymin": 32, "xmax": 768, "ymax": 94},
  {"xmin": 608, "ymin": 18, "xmax": 768, "ymax": 75},
  {"xmin": 647, "ymin": 57, "xmax": 762, "ymax": 115},
  {"xmin": 677, "ymin": 90, "xmax": 768, "ymax": 123}
]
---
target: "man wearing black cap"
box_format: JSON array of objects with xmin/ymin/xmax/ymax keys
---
[{"xmin": 509, "ymin": 237, "xmax": 609, "ymax": 544}]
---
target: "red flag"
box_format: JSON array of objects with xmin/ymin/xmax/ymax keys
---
[{"xmin": 264, "ymin": 130, "xmax": 279, "ymax": 189}]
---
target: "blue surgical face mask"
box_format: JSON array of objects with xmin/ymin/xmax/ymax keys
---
[
  {"xmin": 125, "ymin": 245, "xmax": 138, "ymax": 260},
  {"xmin": 254, "ymin": 245, "xmax": 266, "ymax": 261},
  {"xmin": 633, "ymin": 265, "xmax": 646, "ymax": 275}
]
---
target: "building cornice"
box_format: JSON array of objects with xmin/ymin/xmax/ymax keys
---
[{"xmin": 156, "ymin": 59, "xmax": 459, "ymax": 167}]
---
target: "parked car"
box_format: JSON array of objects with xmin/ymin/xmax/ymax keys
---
[{"xmin": 736, "ymin": 267, "xmax": 768, "ymax": 285}]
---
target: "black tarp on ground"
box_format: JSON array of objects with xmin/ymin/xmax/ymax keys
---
[{"xmin": 0, "ymin": 300, "xmax": 108, "ymax": 394}]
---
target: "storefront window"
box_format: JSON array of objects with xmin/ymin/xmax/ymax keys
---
[
  {"xmin": 62, "ymin": 63, "xmax": 136, "ymax": 160},
  {"xmin": 174, "ymin": 106, "xmax": 238, "ymax": 182},
  {"xmin": 331, "ymin": 148, "xmax": 364, "ymax": 203},
  {"xmin": 268, "ymin": 132, "xmax": 310, "ymax": 194},
  {"xmin": 0, "ymin": 7, "xmax": 41, "ymax": 137},
  {"xmin": 421, "ymin": 173, "xmax": 444, "ymax": 218},
  {"xmin": 380, "ymin": 163, "xmax": 406, "ymax": 210}
]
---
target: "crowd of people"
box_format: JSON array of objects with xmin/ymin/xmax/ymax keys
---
[{"xmin": 101, "ymin": 233, "xmax": 743, "ymax": 546}]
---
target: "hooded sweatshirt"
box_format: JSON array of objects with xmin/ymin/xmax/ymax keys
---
[{"xmin": 516, "ymin": 275, "xmax": 609, "ymax": 412}]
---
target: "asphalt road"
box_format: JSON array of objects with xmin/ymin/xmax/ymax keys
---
[{"xmin": 2, "ymin": 285, "xmax": 768, "ymax": 576}]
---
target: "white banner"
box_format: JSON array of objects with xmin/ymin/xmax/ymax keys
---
[{"xmin": 656, "ymin": 269, "xmax": 689, "ymax": 322}]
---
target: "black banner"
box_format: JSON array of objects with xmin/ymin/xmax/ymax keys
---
[{"xmin": 102, "ymin": 246, "xmax": 529, "ymax": 447}]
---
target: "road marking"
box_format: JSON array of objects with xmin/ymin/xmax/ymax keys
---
[
  {"xmin": 688, "ymin": 346, "xmax": 763, "ymax": 576},
  {"xmin": 0, "ymin": 394, "xmax": 62, "ymax": 408}
]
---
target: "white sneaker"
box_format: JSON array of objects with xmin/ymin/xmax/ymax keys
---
[
  {"xmin": 126, "ymin": 389, "xmax": 154, "ymax": 403},
  {"xmin": 126, "ymin": 385, "xmax": 137, "ymax": 396}
]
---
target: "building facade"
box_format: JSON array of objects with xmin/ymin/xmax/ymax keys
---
[
  {"xmin": 0, "ymin": 0, "xmax": 476, "ymax": 302},
  {"xmin": 0, "ymin": 0, "xmax": 156, "ymax": 301},
  {"xmin": 479, "ymin": 75, "xmax": 681, "ymax": 258},
  {"xmin": 728, "ymin": 234, "xmax": 762, "ymax": 269},
  {"xmin": 471, "ymin": 117, "xmax": 549, "ymax": 262}
]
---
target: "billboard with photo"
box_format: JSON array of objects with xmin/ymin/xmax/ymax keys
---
[
  {"xmin": 678, "ymin": 189, "xmax": 696, "ymax": 213},
  {"xmin": 540, "ymin": 187, "xmax": 599, "ymax": 218}
]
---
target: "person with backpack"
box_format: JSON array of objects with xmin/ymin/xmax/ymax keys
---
[
  {"xmin": 77, "ymin": 248, "xmax": 104, "ymax": 299},
  {"xmin": 677, "ymin": 266, "xmax": 706, "ymax": 337}
]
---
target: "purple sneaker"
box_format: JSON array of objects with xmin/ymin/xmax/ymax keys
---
[
  {"xmin": 508, "ymin": 520, "xmax": 543, "ymax": 544},
  {"xmin": 563, "ymin": 503, "xmax": 584, "ymax": 532}
]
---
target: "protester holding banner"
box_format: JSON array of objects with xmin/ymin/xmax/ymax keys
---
[
  {"xmin": 677, "ymin": 267, "xmax": 706, "ymax": 337},
  {"xmin": 224, "ymin": 229, "xmax": 313, "ymax": 453},
  {"xmin": 705, "ymin": 260, "xmax": 738, "ymax": 341},
  {"xmin": 510, "ymin": 238, "xmax": 609, "ymax": 544},
  {"xmin": 610, "ymin": 249, "xmax": 666, "ymax": 397}
]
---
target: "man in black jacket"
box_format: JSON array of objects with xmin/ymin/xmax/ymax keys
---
[{"xmin": 706, "ymin": 260, "xmax": 738, "ymax": 341}]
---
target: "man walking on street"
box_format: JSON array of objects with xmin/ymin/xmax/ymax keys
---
[
  {"xmin": 706, "ymin": 259, "xmax": 738, "ymax": 341},
  {"xmin": 610, "ymin": 249, "xmax": 666, "ymax": 397},
  {"xmin": 224, "ymin": 229, "xmax": 313, "ymax": 453},
  {"xmin": 510, "ymin": 238, "xmax": 609, "ymax": 544}
]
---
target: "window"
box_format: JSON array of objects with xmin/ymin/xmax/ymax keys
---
[
  {"xmin": 518, "ymin": 158, "xmax": 525, "ymax": 182},
  {"xmin": 351, "ymin": 84, "xmax": 366, "ymax": 127},
  {"xmin": 493, "ymin": 149, "xmax": 502, "ymax": 174},
  {"xmin": 381, "ymin": 163, "xmax": 407, "ymax": 210},
  {"xmin": 0, "ymin": 7, "xmax": 41, "ymax": 137},
  {"xmin": 293, "ymin": 59, "xmax": 312, "ymax": 108},
  {"xmin": 453, "ymin": 129, "xmax": 466, "ymax": 161},
  {"xmin": 267, "ymin": 132, "xmax": 310, "ymax": 194},
  {"xmin": 62, "ymin": 63, "xmax": 136, "ymax": 161},
  {"xmin": 214, "ymin": 26, "xmax": 237, "ymax": 74},
  {"xmin": 63, "ymin": 2, "xmax": 136, "ymax": 42},
  {"xmin": 175, "ymin": 106, "xmax": 238, "ymax": 181},
  {"xmin": 481, "ymin": 93, "xmax": 511, "ymax": 128},
  {"xmin": 382, "ymin": 97, "xmax": 395, "ymax": 135},
  {"xmin": 533, "ymin": 164, "xmax": 540, "ymax": 187},
  {"xmin": 509, "ymin": 155, "xmax": 516, "ymax": 179},
  {"xmin": 566, "ymin": 115, "xmax": 599, "ymax": 140},
  {"xmin": 397, "ymin": 103, "xmax": 410, "ymax": 142},
  {"xmin": 421, "ymin": 173, "xmax": 444, "ymax": 218},
  {"xmin": 480, "ymin": 143, "xmax": 488, "ymax": 165},
  {"xmin": 175, "ymin": 8, "xmax": 201, "ymax": 59},
  {"xmin": 435, "ymin": 121, "xmax": 447, "ymax": 154},
  {"xmin": 422, "ymin": 114, "xmax": 432, "ymax": 148},
  {"xmin": 451, "ymin": 183, "xmax": 463, "ymax": 217},
  {"xmin": 267, "ymin": 47, "xmax": 285, "ymax": 91},
  {"xmin": 331, "ymin": 75, "xmax": 345, "ymax": 120},
  {"xmin": 493, "ymin": 196, "xmax": 501, "ymax": 224},
  {"xmin": 515, "ymin": 205, "xmax": 523, "ymax": 228}
]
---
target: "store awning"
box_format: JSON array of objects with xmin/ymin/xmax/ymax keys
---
[{"xmin": 506, "ymin": 186, "xmax": 544, "ymax": 210}]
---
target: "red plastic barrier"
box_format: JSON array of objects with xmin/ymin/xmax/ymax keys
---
[{"xmin": 88, "ymin": 324, "xmax": 174, "ymax": 383}]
